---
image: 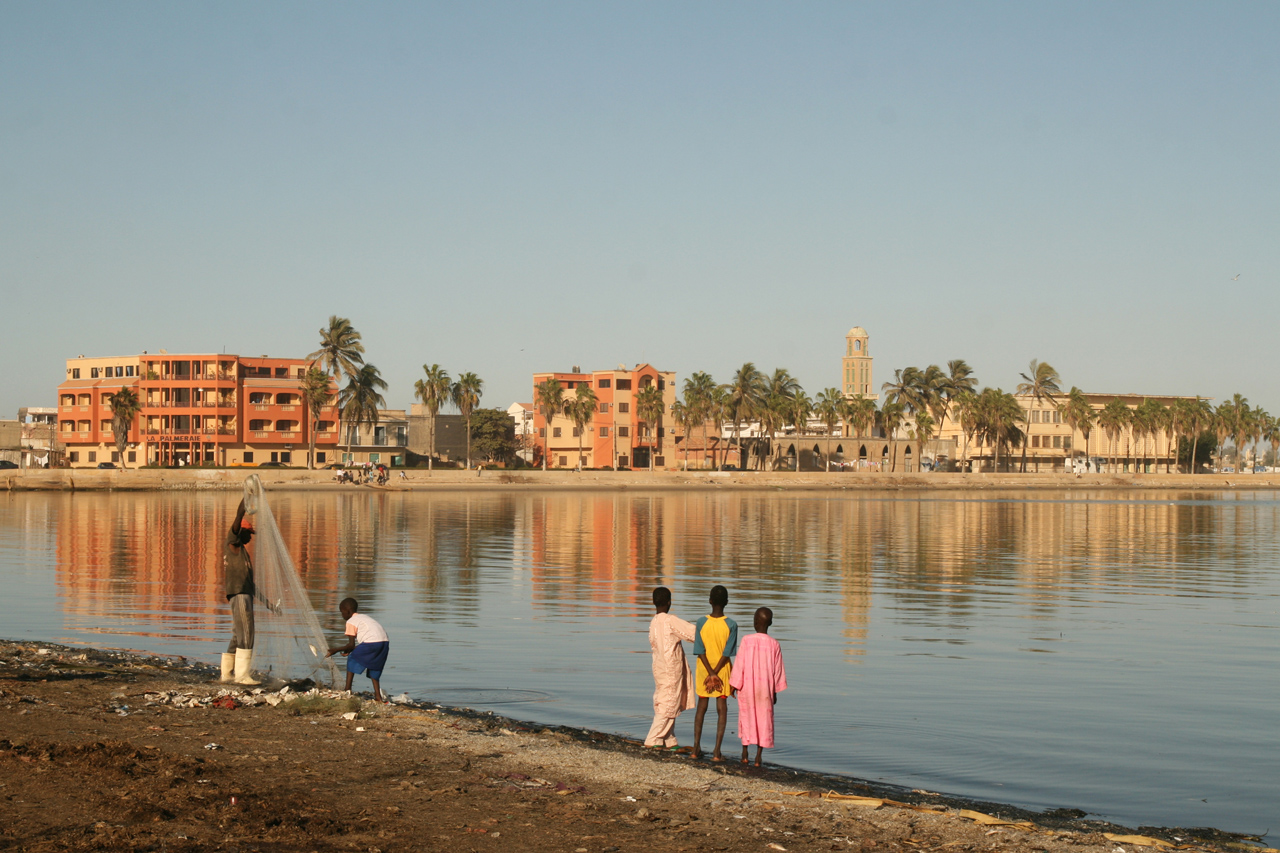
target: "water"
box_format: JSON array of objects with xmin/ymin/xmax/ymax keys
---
[{"xmin": 2, "ymin": 488, "xmax": 1277, "ymax": 839}]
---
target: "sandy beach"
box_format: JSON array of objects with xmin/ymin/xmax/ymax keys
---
[
  {"xmin": 1, "ymin": 639, "xmax": 1267, "ymax": 853},
  {"xmin": 5, "ymin": 467, "xmax": 1279, "ymax": 492}
]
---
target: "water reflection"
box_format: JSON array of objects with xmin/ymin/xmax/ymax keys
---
[{"xmin": 2, "ymin": 488, "xmax": 1276, "ymax": 838}]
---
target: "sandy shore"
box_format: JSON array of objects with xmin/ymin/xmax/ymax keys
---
[
  {"xmin": 5, "ymin": 467, "xmax": 1279, "ymax": 492},
  {"xmin": 1, "ymin": 639, "xmax": 1267, "ymax": 853}
]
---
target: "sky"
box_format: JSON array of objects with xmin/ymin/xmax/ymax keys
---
[{"xmin": 3, "ymin": 2, "xmax": 1277, "ymax": 418}]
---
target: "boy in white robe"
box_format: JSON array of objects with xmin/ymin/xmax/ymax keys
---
[{"xmin": 645, "ymin": 586, "xmax": 696, "ymax": 748}]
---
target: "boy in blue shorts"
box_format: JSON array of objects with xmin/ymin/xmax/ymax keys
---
[{"xmin": 326, "ymin": 597, "xmax": 390, "ymax": 702}]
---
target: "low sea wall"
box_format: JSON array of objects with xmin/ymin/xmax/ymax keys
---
[{"xmin": 4, "ymin": 467, "xmax": 1278, "ymax": 492}]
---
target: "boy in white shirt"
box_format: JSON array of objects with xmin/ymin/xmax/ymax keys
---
[{"xmin": 326, "ymin": 597, "xmax": 390, "ymax": 701}]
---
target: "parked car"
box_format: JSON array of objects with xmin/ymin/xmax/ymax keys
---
[
  {"xmin": 258, "ymin": 461, "xmax": 286, "ymax": 468},
  {"xmin": 96, "ymin": 462, "xmax": 116, "ymax": 469},
  {"xmin": 0, "ymin": 460, "xmax": 18, "ymax": 469}
]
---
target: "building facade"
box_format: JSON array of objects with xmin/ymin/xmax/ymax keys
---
[
  {"xmin": 57, "ymin": 352, "xmax": 341, "ymax": 468},
  {"xmin": 531, "ymin": 364, "xmax": 677, "ymax": 469},
  {"xmin": 842, "ymin": 326, "xmax": 876, "ymax": 400}
]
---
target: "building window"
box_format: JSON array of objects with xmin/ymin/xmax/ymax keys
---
[
  {"xmin": 553, "ymin": 427, "xmax": 562, "ymax": 438},
  {"xmin": 616, "ymin": 379, "xmax": 632, "ymax": 390},
  {"xmin": 1052, "ymin": 436, "xmax": 1062, "ymax": 449},
  {"xmin": 125, "ymin": 366, "xmax": 134, "ymax": 377},
  {"xmin": 855, "ymin": 340, "xmax": 861, "ymax": 351},
  {"xmin": 88, "ymin": 451, "xmax": 97, "ymax": 462},
  {"xmin": 558, "ymin": 456, "xmax": 568, "ymax": 467},
  {"xmin": 657, "ymin": 379, "xmax": 665, "ymax": 390},
  {"xmin": 539, "ymin": 427, "xmax": 546, "ymax": 438},
  {"xmin": 617, "ymin": 455, "xmax": 629, "ymax": 468},
  {"xmin": 618, "ymin": 402, "xmax": 629, "ymax": 413},
  {"xmin": 90, "ymin": 368, "xmax": 100, "ymax": 378},
  {"xmin": 658, "ymin": 427, "xmax": 665, "ymax": 437},
  {"xmin": 599, "ymin": 402, "xmax": 608, "ymax": 413},
  {"xmin": 271, "ymin": 452, "xmax": 279, "ymax": 462},
  {"xmin": 572, "ymin": 427, "xmax": 580, "ymax": 437},
  {"xmin": 654, "ymin": 456, "xmax": 665, "ymax": 467},
  {"xmin": 600, "ymin": 426, "xmax": 609, "ymax": 437},
  {"xmin": 72, "ymin": 368, "xmax": 80, "ymax": 379},
  {"xmin": 597, "ymin": 378, "xmax": 611, "ymax": 388},
  {"xmin": 127, "ymin": 451, "xmax": 136, "ymax": 463},
  {"xmin": 317, "ymin": 452, "xmax": 327, "ymax": 463},
  {"xmin": 618, "ymin": 426, "xmax": 630, "ymax": 437},
  {"xmin": 244, "ymin": 452, "xmax": 254, "ymax": 463},
  {"xmin": 70, "ymin": 452, "xmax": 79, "ymax": 462},
  {"xmin": 1032, "ymin": 436, "xmax": 1040, "ymax": 448}
]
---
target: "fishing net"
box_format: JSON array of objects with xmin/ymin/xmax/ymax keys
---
[{"xmin": 243, "ymin": 475, "xmax": 340, "ymax": 687}]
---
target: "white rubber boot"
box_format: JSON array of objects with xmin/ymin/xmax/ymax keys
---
[
  {"xmin": 219, "ymin": 652, "xmax": 235, "ymax": 683},
  {"xmin": 233, "ymin": 648, "xmax": 260, "ymax": 685}
]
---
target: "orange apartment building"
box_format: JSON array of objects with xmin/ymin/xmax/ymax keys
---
[
  {"xmin": 57, "ymin": 352, "xmax": 340, "ymax": 468},
  {"xmin": 531, "ymin": 364, "xmax": 677, "ymax": 469}
]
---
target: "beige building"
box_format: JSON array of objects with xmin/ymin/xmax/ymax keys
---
[
  {"xmin": 936, "ymin": 391, "xmax": 1204, "ymax": 473},
  {"xmin": 842, "ymin": 326, "xmax": 876, "ymax": 400}
]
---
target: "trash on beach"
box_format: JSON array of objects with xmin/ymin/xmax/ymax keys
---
[
  {"xmin": 782, "ymin": 790, "xmax": 884, "ymax": 809},
  {"xmin": 1103, "ymin": 833, "xmax": 1175, "ymax": 849},
  {"xmin": 203, "ymin": 743, "xmax": 222, "ymax": 750},
  {"xmin": 958, "ymin": 810, "xmax": 1035, "ymax": 829},
  {"xmin": 342, "ymin": 712, "xmax": 358, "ymax": 721}
]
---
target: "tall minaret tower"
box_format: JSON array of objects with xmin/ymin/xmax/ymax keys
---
[{"xmin": 842, "ymin": 327, "xmax": 876, "ymax": 399}]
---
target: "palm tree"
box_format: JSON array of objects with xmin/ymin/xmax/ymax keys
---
[
  {"xmin": 790, "ymin": 389, "xmax": 813, "ymax": 437},
  {"xmin": 946, "ymin": 359, "xmax": 978, "ymax": 402},
  {"xmin": 635, "ymin": 383, "xmax": 666, "ymax": 472},
  {"xmin": 300, "ymin": 367, "xmax": 333, "ymax": 469},
  {"xmin": 107, "ymin": 386, "xmax": 142, "ymax": 470},
  {"xmin": 1097, "ymin": 399, "xmax": 1131, "ymax": 472},
  {"xmin": 912, "ymin": 412, "xmax": 936, "ymax": 471},
  {"xmin": 338, "ymin": 364, "xmax": 388, "ymax": 463},
  {"xmin": 682, "ymin": 371, "xmax": 718, "ymax": 470},
  {"xmin": 845, "ymin": 394, "xmax": 877, "ymax": 441},
  {"xmin": 951, "ymin": 390, "xmax": 979, "ymax": 472},
  {"xmin": 882, "ymin": 367, "xmax": 928, "ymax": 417},
  {"xmin": 880, "ymin": 402, "xmax": 905, "ymax": 472},
  {"xmin": 1058, "ymin": 387, "xmax": 1095, "ymax": 471},
  {"xmin": 815, "ymin": 388, "xmax": 844, "ymax": 472},
  {"xmin": 1183, "ymin": 398, "xmax": 1213, "ymax": 474},
  {"xmin": 724, "ymin": 363, "xmax": 766, "ymax": 470},
  {"xmin": 1262, "ymin": 413, "xmax": 1280, "ymax": 473},
  {"xmin": 534, "ymin": 378, "xmax": 564, "ymax": 470},
  {"xmin": 568, "ymin": 383, "xmax": 599, "ymax": 470},
  {"xmin": 670, "ymin": 399, "xmax": 691, "ymax": 470},
  {"xmin": 975, "ymin": 388, "xmax": 1025, "ymax": 473},
  {"xmin": 413, "ymin": 364, "xmax": 451, "ymax": 471},
  {"xmin": 308, "ymin": 316, "xmax": 365, "ymax": 383},
  {"xmin": 1016, "ymin": 359, "xmax": 1062, "ymax": 473},
  {"xmin": 451, "ymin": 373, "xmax": 484, "ymax": 469},
  {"xmin": 1134, "ymin": 399, "xmax": 1168, "ymax": 474}
]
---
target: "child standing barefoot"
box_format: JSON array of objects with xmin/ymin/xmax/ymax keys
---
[
  {"xmin": 729, "ymin": 607, "xmax": 787, "ymax": 767},
  {"xmin": 692, "ymin": 585, "xmax": 738, "ymax": 761},
  {"xmin": 326, "ymin": 598, "xmax": 390, "ymax": 702}
]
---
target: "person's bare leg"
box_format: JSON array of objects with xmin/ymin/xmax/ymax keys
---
[
  {"xmin": 754, "ymin": 745, "xmax": 763, "ymax": 767},
  {"xmin": 711, "ymin": 696, "xmax": 728, "ymax": 761},
  {"xmin": 371, "ymin": 678, "xmax": 383, "ymax": 702},
  {"xmin": 693, "ymin": 696, "xmax": 708, "ymax": 758},
  {"xmin": 343, "ymin": 672, "xmax": 354, "ymax": 692},
  {"xmin": 741, "ymin": 745, "xmax": 750, "ymax": 764}
]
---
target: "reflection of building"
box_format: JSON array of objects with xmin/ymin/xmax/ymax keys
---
[
  {"xmin": 936, "ymin": 391, "xmax": 1203, "ymax": 473},
  {"xmin": 57, "ymin": 352, "xmax": 340, "ymax": 468},
  {"xmin": 532, "ymin": 365, "xmax": 677, "ymax": 469}
]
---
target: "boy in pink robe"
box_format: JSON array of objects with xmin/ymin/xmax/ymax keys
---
[
  {"xmin": 729, "ymin": 606, "xmax": 788, "ymax": 766},
  {"xmin": 645, "ymin": 586, "xmax": 696, "ymax": 748}
]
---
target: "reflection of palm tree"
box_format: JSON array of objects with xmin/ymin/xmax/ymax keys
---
[
  {"xmin": 339, "ymin": 364, "xmax": 388, "ymax": 463},
  {"xmin": 534, "ymin": 378, "xmax": 564, "ymax": 470},
  {"xmin": 300, "ymin": 367, "xmax": 333, "ymax": 469},
  {"xmin": 569, "ymin": 383, "xmax": 598, "ymax": 470},
  {"xmin": 635, "ymin": 383, "xmax": 665, "ymax": 472},
  {"xmin": 107, "ymin": 386, "xmax": 142, "ymax": 470},
  {"xmin": 414, "ymin": 364, "xmax": 451, "ymax": 471},
  {"xmin": 451, "ymin": 373, "xmax": 484, "ymax": 470},
  {"xmin": 1016, "ymin": 359, "xmax": 1062, "ymax": 473}
]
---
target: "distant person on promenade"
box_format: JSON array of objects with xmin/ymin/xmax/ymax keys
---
[
  {"xmin": 645, "ymin": 586, "xmax": 696, "ymax": 749},
  {"xmin": 692, "ymin": 584, "xmax": 738, "ymax": 761},
  {"xmin": 730, "ymin": 606, "xmax": 788, "ymax": 767},
  {"xmin": 221, "ymin": 498, "xmax": 260, "ymax": 685},
  {"xmin": 326, "ymin": 597, "xmax": 390, "ymax": 702}
]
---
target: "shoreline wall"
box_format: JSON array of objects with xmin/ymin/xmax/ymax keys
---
[{"xmin": 4, "ymin": 468, "xmax": 1279, "ymax": 492}]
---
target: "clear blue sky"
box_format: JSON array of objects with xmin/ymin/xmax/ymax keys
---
[{"xmin": 3, "ymin": 2, "xmax": 1277, "ymax": 417}]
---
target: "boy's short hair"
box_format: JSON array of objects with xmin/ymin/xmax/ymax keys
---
[
  {"xmin": 709, "ymin": 584, "xmax": 728, "ymax": 607},
  {"xmin": 652, "ymin": 586, "xmax": 671, "ymax": 607},
  {"xmin": 340, "ymin": 597, "xmax": 359, "ymax": 612}
]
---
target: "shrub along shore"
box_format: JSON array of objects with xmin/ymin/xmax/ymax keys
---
[{"xmin": 3, "ymin": 467, "xmax": 1278, "ymax": 492}]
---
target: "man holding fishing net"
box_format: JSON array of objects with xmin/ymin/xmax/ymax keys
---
[{"xmin": 221, "ymin": 497, "xmax": 262, "ymax": 685}]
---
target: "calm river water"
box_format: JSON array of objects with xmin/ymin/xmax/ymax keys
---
[{"xmin": 2, "ymin": 488, "xmax": 1277, "ymax": 839}]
